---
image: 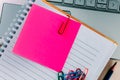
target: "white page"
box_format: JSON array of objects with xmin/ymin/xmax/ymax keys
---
[
  {"xmin": 36, "ymin": 1, "xmax": 117, "ymax": 79},
  {"xmin": 0, "ymin": 0, "xmax": 117, "ymax": 80},
  {"xmin": 65, "ymin": 25, "xmax": 117, "ymax": 80}
]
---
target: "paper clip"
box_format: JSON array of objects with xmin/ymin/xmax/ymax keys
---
[
  {"xmin": 58, "ymin": 68, "xmax": 88, "ymax": 80},
  {"xmin": 58, "ymin": 71, "xmax": 64, "ymax": 80},
  {"xmin": 78, "ymin": 68, "xmax": 88, "ymax": 80},
  {"xmin": 58, "ymin": 15, "xmax": 70, "ymax": 34},
  {"xmin": 66, "ymin": 69, "xmax": 81, "ymax": 80}
]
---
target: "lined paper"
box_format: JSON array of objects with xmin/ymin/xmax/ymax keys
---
[
  {"xmin": 0, "ymin": 0, "xmax": 117, "ymax": 80},
  {"xmin": 0, "ymin": 24, "xmax": 116, "ymax": 80}
]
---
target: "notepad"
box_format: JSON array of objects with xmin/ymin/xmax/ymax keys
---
[
  {"xmin": 13, "ymin": 4, "xmax": 80, "ymax": 72},
  {"xmin": 0, "ymin": 0, "xmax": 118, "ymax": 80}
]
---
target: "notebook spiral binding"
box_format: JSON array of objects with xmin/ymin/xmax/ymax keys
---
[{"xmin": 0, "ymin": 0, "xmax": 36, "ymax": 57}]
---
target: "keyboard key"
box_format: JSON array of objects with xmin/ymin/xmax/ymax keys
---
[
  {"xmin": 97, "ymin": 0, "xmax": 107, "ymax": 4},
  {"xmin": 74, "ymin": 0, "xmax": 85, "ymax": 6},
  {"xmin": 97, "ymin": 4, "xmax": 107, "ymax": 9},
  {"xmin": 48, "ymin": 0, "xmax": 120, "ymax": 14},
  {"xmin": 108, "ymin": 0, "xmax": 119, "ymax": 11},
  {"xmin": 86, "ymin": 0, "xmax": 96, "ymax": 7},
  {"xmin": 47, "ymin": 0, "xmax": 62, "ymax": 3},
  {"xmin": 64, "ymin": 0, "xmax": 74, "ymax": 4}
]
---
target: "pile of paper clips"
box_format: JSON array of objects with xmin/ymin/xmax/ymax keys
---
[{"xmin": 58, "ymin": 68, "xmax": 88, "ymax": 80}]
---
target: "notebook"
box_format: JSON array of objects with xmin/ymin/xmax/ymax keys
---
[{"xmin": 0, "ymin": 0, "xmax": 118, "ymax": 80}]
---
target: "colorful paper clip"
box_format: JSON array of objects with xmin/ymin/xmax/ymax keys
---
[
  {"xmin": 58, "ymin": 15, "xmax": 70, "ymax": 34},
  {"xmin": 58, "ymin": 68, "xmax": 88, "ymax": 80}
]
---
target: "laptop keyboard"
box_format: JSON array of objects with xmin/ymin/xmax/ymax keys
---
[{"xmin": 47, "ymin": 0, "xmax": 120, "ymax": 14}]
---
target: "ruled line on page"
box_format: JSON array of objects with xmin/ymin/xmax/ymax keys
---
[
  {"xmin": 15, "ymin": 55, "xmax": 56, "ymax": 79},
  {"xmin": 0, "ymin": 69, "xmax": 16, "ymax": 80},
  {"xmin": 2, "ymin": 59, "xmax": 36, "ymax": 80},
  {"xmin": 76, "ymin": 39, "xmax": 99, "ymax": 53},
  {"xmin": 5, "ymin": 54, "xmax": 45, "ymax": 79},
  {"xmin": 73, "ymin": 42, "xmax": 97, "ymax": 57},
  {"xmin": 0, "ymin": 64, "xmax": 26, "ymax": 80},
  {"xmin": 0, "ymin": 75, "xmax": 7, "ymax": 80},
  {"xmin": 2, "ymin": 49, "xmax": 57, "ymax": 80}
]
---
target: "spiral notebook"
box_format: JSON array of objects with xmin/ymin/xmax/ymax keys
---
[{"xmin": 0, "ymin": 0, "xmax": 118, "ymax": 80}]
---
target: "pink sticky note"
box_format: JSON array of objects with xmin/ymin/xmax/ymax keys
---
[{"xmin": 13, "ymin": 4, "xmax": 81, "ymax": 72}]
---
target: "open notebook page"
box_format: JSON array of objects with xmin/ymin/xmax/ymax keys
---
[
  {"xmin": 0, "ymin": 0, "xmax": 117, "ymax": 80},
  {"xmin": 35, "ymin": 0, "xmax": 117, "ymax": 79},
  {"xmin": 0, "ymin": 24, "xmax": 117, "ymax": 80}
]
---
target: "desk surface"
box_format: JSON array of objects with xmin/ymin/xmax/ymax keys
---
[{"xmin": 98, "ymin": 59, "xmax": 120, "ymax": 80}]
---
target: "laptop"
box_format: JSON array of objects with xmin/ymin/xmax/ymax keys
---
[
  {"xmin": 0, "ymin": 0, "xmax": 120, "ymax": 59},
  {"xmin": 47, "ymin": 0, "xmax": 120, "ymax": 59}
]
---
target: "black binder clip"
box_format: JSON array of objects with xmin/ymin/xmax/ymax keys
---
[{"xmin": 58, "ymin": 15, "xmax": 71, "ymax": 35}]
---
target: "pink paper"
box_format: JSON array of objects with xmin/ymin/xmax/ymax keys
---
[{"xmin": 13, "ymin": 4, "xmax": 81, "ymax": 72}]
